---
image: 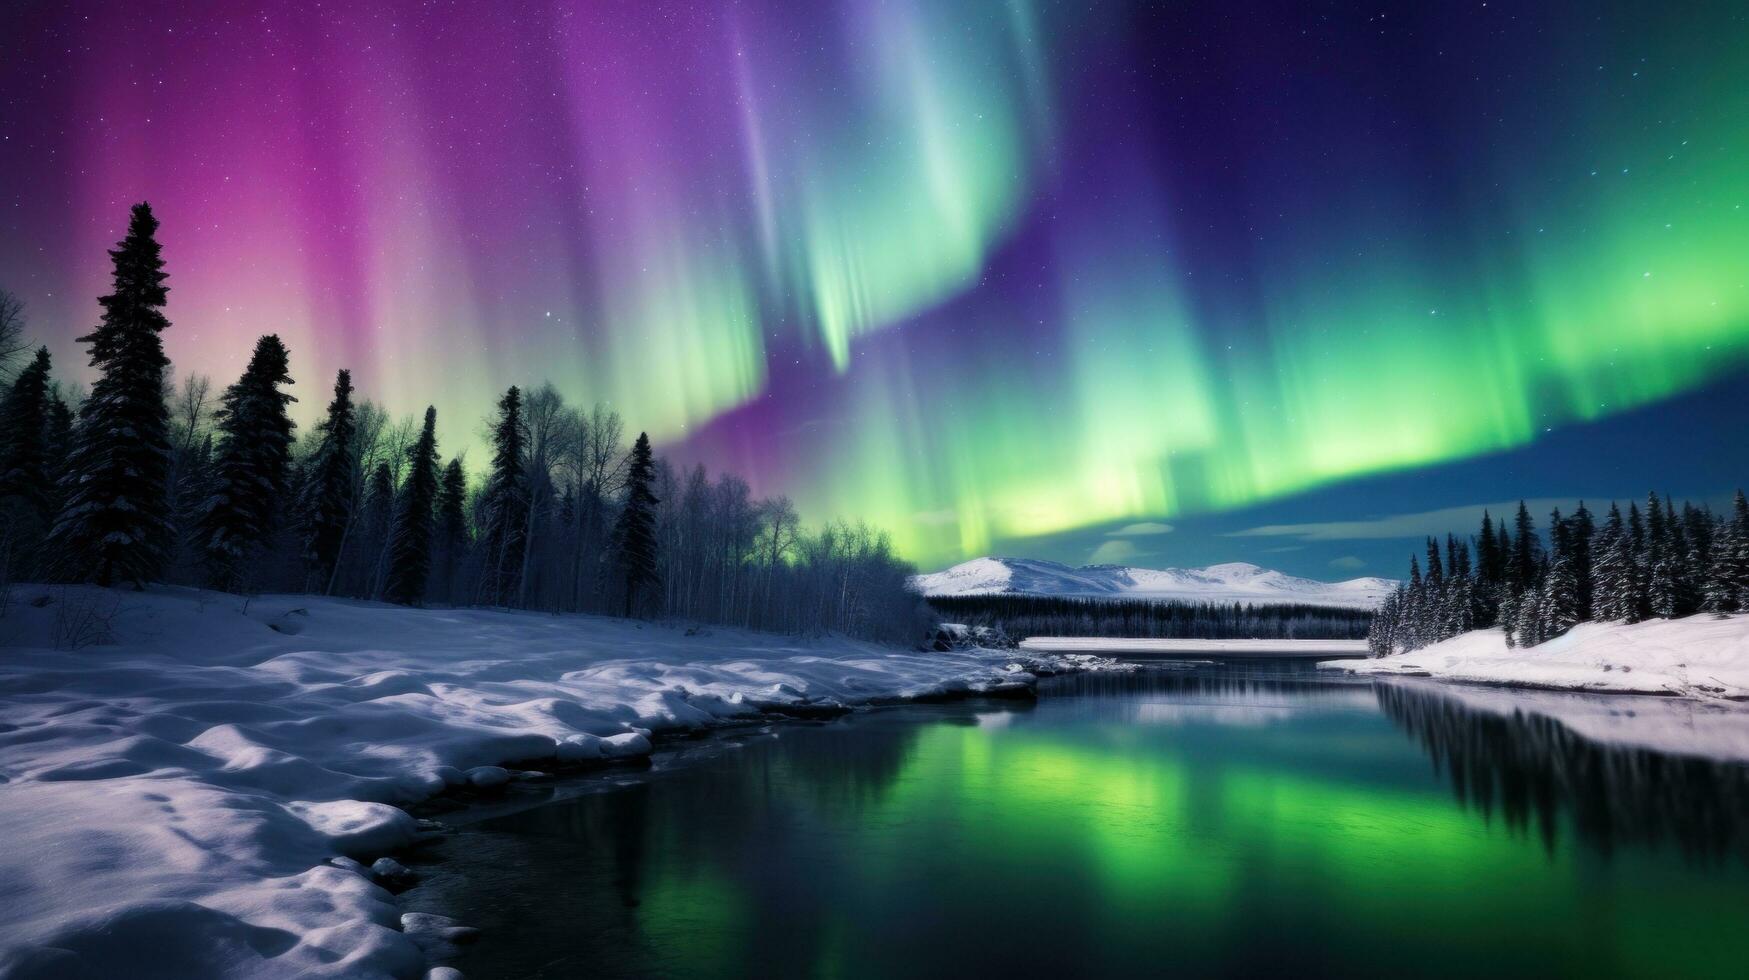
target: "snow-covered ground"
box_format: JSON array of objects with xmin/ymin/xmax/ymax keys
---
[
  {"xmin": 1325, "ymin": 615, "xmax": 1749, "ymax": 700},
  {"xmin": 0, "ymin": 586, "xmax": 1096, "ymax": 979},
  {"xmin": 1022, "ymin": 636, "xmax": 1369, "ymax": 657},
  {"xmin": 913, "ymin": 557, "xmax": 1392, "ymax": 608}
]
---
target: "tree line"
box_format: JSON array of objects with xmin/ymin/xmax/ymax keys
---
[
  {"xmin": 928, "ymin": 594, "xmax": 1372, "ymax": 640},
  {"xmin": 0, "ymin": 203, "xmax": 926, "ymax": 644},
  {"xmin": 1369, "ymin": 492, "xmax": 1749, "ymax": 656}
]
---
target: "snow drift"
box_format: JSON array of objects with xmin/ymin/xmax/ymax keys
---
[
  {"xmin": 1325, "ymin": 614, "xmax": 1749, "ymax": 700},
  {"xmin": 0, "ymin": 586, "xmax": 1094, "ymax": 978},
  {"xmin": 913, "ymin": 557, "xmax": 1393, "ymax": 609}
]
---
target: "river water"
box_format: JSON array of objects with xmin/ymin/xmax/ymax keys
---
[{"xmin": 404, "ymin": 663, "xmax": 1749, "ymax": 978}]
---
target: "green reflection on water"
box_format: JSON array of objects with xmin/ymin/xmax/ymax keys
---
[{"xmin": 436, "ymin": 676, "xmax": 1749, "ymax": 979}]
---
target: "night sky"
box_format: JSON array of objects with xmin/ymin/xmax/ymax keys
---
[{"xmin": 2, "ymin": 1, "xmax": 1746, "ymax": 575}]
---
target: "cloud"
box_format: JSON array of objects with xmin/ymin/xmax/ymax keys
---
[
  {"xmin": 1088, "ymin": 539, "xmax": 1143, "ymax": 564},
  {"xmin": 1108, "ymin": 521, "xmax": 1175, "ymax": 537},
  {"xmin": 1229, "ymin": 498, "xmax": 1603, "ymax": 542},
  {"xmin": 1327, "ymin": 556, "xmax": 1367, "ymax": 571}
]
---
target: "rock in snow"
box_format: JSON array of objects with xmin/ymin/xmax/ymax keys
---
[{"xmin": 0, "ymin": 585, "xmax": 1096, "ymax": 978}]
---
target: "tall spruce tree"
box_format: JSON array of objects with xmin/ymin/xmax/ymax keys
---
[
  {"xmin": 300, "ymin": 369, "xmax": 357, "ymax": 593},
  {"xmin": 357, "ymin": 461, "xmax": 395, "ymax": 597},
  {"xmin": 434, "ymin": 457, "xmax": 470, "ymax": 603},
  {"xmin": 48, "ymin": 203, "xmax": 176, "ymax": 586},
  {"xmin": 477, "ymin": 386, "xmax": 529, "ymax": 605},
  {"xmin": 0, "ymin": 347, "xmax": 54, "ymax": 577},
  {"xmin": 1569, "ymin": 501, "xmax": 1595, "ymax": 620},
  {"xmin": 1592, "ymin": 503, "xmax": 1631, "ymax": 621},
  {"xmin": 1476, "ymin": 511, "xmax": 1498, "ymax": 587},
  {"xmin": 1538, "ymin": 551, "xmax": 1580, "ymax": 643},
  {"xmin": 384, "ymin": 406, "xmax": 439, "ymax": 605},
  {"xmin": 1510, "ymin": 501, "xmax": 1537, "ymax": 596},
  {"xmin": 610, "ymin": 432, "xmax": 660, "ymax": 617},
  {"xmin": 198, "ymin": 335, "xmax": 296, "ymax": 590},
  {"xmin": 1704, "ymin": 490, "xmax": 1749, "ymax": 612}
]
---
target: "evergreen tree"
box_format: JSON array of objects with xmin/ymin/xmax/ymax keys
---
[
  {"xmin": 477, "ymin": 386, "xmax": 529, "ymax": 605},
  {"xmin": 1403, "ymin": 556, "xmax": 1425, "ymax": 650},
  {"xmin": 1703, "ymin": 490, "xmax": 1749, "ymax": 613},
  {"xmin": 1510, "ymin": 501, "xmax": 1538, "ymax": 596},
  {"xmin": 198, "ymin": 335, "xmax": 297, "ymax": 590},
  {"xmin": 1626, "ymin": 502, "xmax": 1649, "ymax": 621},
  {"xmin": 47, "ymin": 203, "xmax": 176, "ymax": 586},
  {"xmin": 1646, "ymin": 492, "xmax": 1680, "ymax": 617},
  {"xmin": 1538, "ymin": 552, "xmax": 1580, "ymax": 643},
  {"xmin": 1592, "ymin": 503, "xmax": 1632, "ymax": 621},
  {"xmin": 1499, "ymin": 590, "xmax": 1520, "ymax": 648},
  {"xmin": 0, "ymin": 348, "xmax": 55, "ymax": 574},
  {"xmin": 1570, "ymin": 501, "xmax": 1595, "ymax": 621},
  {"xmin": 300, "ymin": 370, "xmax": 357, "ymax": 593},
  {"xmin": 357, "ymin": 461, "xmax": 395, "ymax": 596},
  {"xmin": 1476, "ymin": 511, "xmax": 1498, "ymax": 588},
  {"xmin": 610, "ymin": 432, "xmax": 660, "ymax": 617},
  {"xmin": 384, "ymin": 407, "xmax": 439, "ymax": 605},
  {"xmin": 434, "ymin": 456, "xmax": 470, "ymax": 602}
]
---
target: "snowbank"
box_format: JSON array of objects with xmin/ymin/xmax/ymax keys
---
[
  {"xmin": 1024, "ymin": 636, "xmax": 1369, "ymax": 657},
  {"xmin": 0, "ymin": 586, "xmax": 1094, "ymax": 978},
  {"xmin": 1324, "ymin": 614, "xmax": 1749, "ymax": 700}
]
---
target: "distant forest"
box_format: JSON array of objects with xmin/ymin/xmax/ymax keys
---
[
  {"xmin": 1372, "ymin": 492, "xmax": 1749, "ymax": 655},
  {"xmin": 927, "ymin": 594, "xmax": 1373, "ymax": 640},
  {"xmin": 0, "ymin": 203, "xmax": 923, "ymax": 645}
]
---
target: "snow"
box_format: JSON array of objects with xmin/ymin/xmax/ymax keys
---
[
  {"xmin": 0, "ymin": 585, "xmax": 1098, "ymax": 978},
  {"xmin": 1325, "ymin": 614, "xmax": 1749, "ymax": 700},
  {"xmin": 913, "ymin": 556, "xmax": 1393, "ymax": 608},
  {"xmin": 1023, "ymin": 636, "xmax": 1370, "ymax": 657}
]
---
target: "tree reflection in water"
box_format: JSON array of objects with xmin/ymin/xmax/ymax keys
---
[{"xmin": 1374, "ymin": 681, "xmax": 1749, "ymax": 865}]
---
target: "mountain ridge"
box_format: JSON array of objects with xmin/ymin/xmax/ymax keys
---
[{"xmin": 913, "ymin": 557, "xmax": 1394, "ymax": 609}]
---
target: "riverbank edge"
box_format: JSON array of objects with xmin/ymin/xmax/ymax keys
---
[
  {"xmin": 1317, "ymin": 614, "xmax": 1749, "ymax": 701},
  {"xmin": 0, "ymin": 585, "xmax": 1122, "ymax": 980}
]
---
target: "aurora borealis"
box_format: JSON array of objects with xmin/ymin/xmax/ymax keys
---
[{"xmin": 3, "ymin": 1, "xmax": 1747, "ymax": 569}]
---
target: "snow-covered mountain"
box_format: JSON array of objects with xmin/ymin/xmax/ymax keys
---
[{"xmin": 913, "ymin": 557, "xmax": 1394, "ymax": 609}]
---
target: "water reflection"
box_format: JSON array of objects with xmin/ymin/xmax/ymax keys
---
[
  {"xmin": 410, "ymin": 666, "xmax": 1749, "ymax": 979},
  {"xmin": 1375, "ymin": 681, "xmax": 1749, "ymax": 864}
]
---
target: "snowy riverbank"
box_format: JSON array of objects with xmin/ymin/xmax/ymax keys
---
[
  {"xmin": 0, "ymin": 586, "xmax": 1102, "ymax": 979},
  {"xmin": 1323, "ymin": 614, "xmax": 1749, "ymax": 700},
  {"xmin": 1023, "ymin": 636, "xmax": 1369, "ymax": 658}
]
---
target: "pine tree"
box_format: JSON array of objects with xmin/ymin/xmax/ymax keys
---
[
  {"xmin": 300, "ymin": 370, "xmax": 357, "ymax": 593},
  {"xmin": 611, "ymin": 432, "xmax": 660, "ymax": 617},
  {"xmin": 1476, "ymin": 511, "xmax": 1498, "ymax": 588},
  {"xmin": 357, "ymin": 461, "xmax": 395, "ymax": 596},
  {"xmin": 434, "ymin": 457, "xmax": 470, "ymax": 603},
  {"xmin": 1499, "ymin": 590, "xmax": 1520, "ymax": 648},
  {"xmin": 1369, "ymin": 589, "xmax": 1401, "ymax": 657},
  {"xmin": 1401, "ymin": 556, "xmax": 1424, "ymax": 650},
  {"xmin": 47, "ymin": 203, "xmax": 176, "ymax": 586},
  {"xmin": 1646, "ymin": 491, "xmax": 1680, "ymax": 618},
  {"xmin": 1569, "ymin": 501, "xmax": 1595, "ymax": 621},
  {"xmin": 384, "ymin": 407, "xmax": 439, "ymax": 605},
  {"xmin": 477, "ymin": 386, "xmax": 528, "ymax": 605},
  {"xmin": 198, "ymin": 335, "xmax": 297, "ymax": 590},
  {"xmin": 1704, "ymin": 490, "xmax": 1749, "ymax": 612},
  {"xmin": 1510, "ymin": 501, "xmax": 1538, "ymax": 596},
  {"xmin": 1538, "ymin": 551, "xmax": 1580, "ymax": 642},
  {"xmin": 0, "ymin": 347, "xmax": 54, "ymax": 577},
  {"xmin": 1592, "ymin": 503, "xmax": 1631, "ymax": 621}
]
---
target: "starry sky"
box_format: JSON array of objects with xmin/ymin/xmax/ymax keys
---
[{"xmin": 2, "ymin": 1, "xmax": 1746, "ymax": 576}]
